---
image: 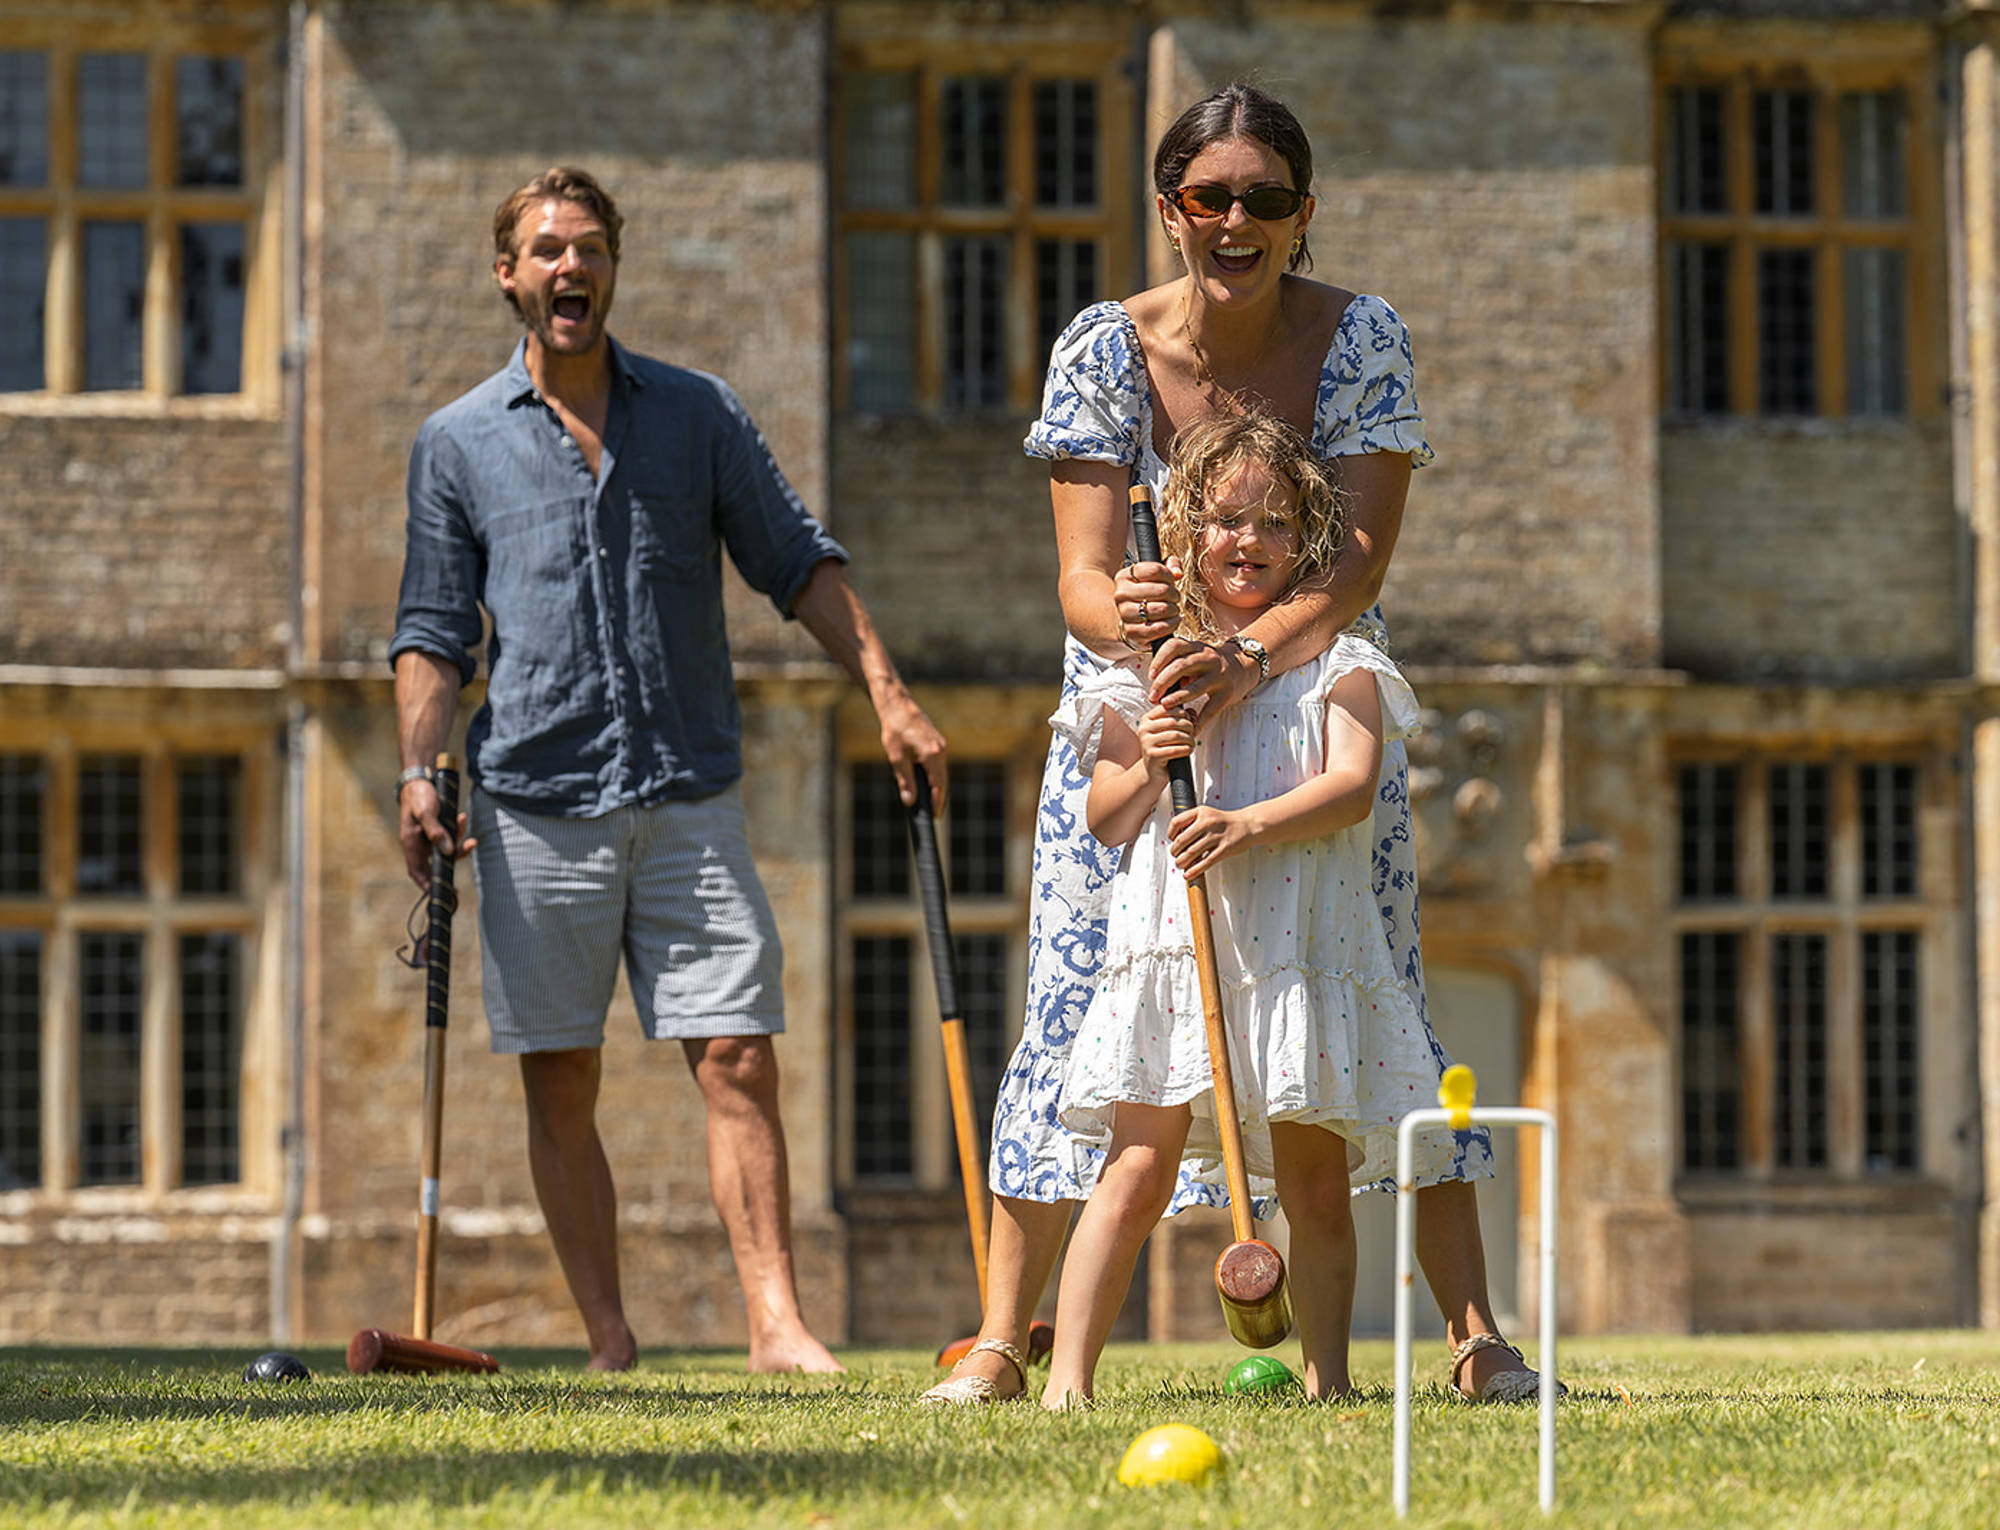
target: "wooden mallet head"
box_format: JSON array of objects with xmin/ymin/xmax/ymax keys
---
[{"xmin": 1216, "ymin": 1237, "xmax": 1294, "ymax": 1349}]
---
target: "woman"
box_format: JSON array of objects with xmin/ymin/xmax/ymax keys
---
[{"xmin": 921, "ymin": 83, "xmax": 1547, "ymax": 1406}]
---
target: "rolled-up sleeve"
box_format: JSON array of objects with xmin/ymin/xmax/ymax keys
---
[
  {"xmin": 389, "ymin": 419, "xmax": 486, "ymax": 685},
  {"xmin": 701, "ymin": 376, "xmax": 847, "ymax": 617}
]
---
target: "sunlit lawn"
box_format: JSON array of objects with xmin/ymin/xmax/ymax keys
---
[{"xmin": 3, "ymin": 1330, "xmax": 1998, "ymax": 1527}]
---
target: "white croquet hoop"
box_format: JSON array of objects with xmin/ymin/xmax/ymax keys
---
[{"xmin": 1392, "ymin": 1099, "xmax": 1558, "ymax": 1516}]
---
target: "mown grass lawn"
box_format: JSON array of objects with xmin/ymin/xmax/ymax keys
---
[{"xmin": 3, "ymin": 1330, "xmax": 1997, "ymax": 1528}]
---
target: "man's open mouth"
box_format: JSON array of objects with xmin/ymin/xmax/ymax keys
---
[{"xmin": 552, "ymin": 291, "xmax": 591, "ymax": 323}]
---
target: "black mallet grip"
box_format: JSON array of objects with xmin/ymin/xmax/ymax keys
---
[
  {"xmin": 906, "ymin": 771, "xmax": 960, "ymax": 1020},
  {"xmin": 1127, "ymin": 484, "xmax": 1197, "ymax": 818},
  {"xmin": 425, "ymin": 758, "xmax": 460, "ymax": 1023}
]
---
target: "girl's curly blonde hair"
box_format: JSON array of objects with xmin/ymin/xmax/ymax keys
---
[{"xmin": 1158, "ymin": 409, "xmax": 1347, "ymax": 642}]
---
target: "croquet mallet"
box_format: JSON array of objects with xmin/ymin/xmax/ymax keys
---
[
  {"xmin": 909, "ymin": 774, "xmax": 1056, "ymax": 1371},
  {"xmin": 1128, "ymin": 484, "xmax": 1293, "ymax": 1350},
  {"xmin": 348, "ymin": 753, "xmax": 501, "ymax": 1376}
]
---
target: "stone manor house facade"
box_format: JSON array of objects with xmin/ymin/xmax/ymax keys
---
[{"xmin": 4, "ymin": 0, "xmax": 2000, "ymax": 1349}]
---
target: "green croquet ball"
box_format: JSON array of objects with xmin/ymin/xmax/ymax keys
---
[
  {"xmin": 1226, "ymin": 1355, "xmax": 1299, "ymax": 1395},
  {"xmin": 1117, "ymin": 1423, "xmax": 1223, "ymax": 1487}
]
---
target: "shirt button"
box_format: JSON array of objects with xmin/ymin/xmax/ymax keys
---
[
  {"xmin": 598, "ymin": 547, "xmax": 608, "ymax": 558},
  {"xmin": 616, "ymin": 666, "xmax": 626, "ymax": 677}
]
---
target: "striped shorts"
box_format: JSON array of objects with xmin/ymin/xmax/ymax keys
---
[{"xmin": 466, "ymin": 782, "xmax": 785, "ymax": 1054}]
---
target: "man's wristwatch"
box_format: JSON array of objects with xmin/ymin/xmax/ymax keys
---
[
  {"xmin": 395, "ymin": 764, "xmax": 436, "ymax": 805},
  {"xmin": 1232, "ymin": 636, "xmax": 1271, "ymax": 683}
]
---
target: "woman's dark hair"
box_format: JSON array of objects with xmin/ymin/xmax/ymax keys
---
[{"xmin": 1153, "ymin": 84, "xmax": 1315, "ymax": 273}]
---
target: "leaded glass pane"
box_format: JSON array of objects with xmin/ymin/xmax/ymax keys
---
[
  {"xmin": 943, "ymin": 235, "xmax": 1006, "ymax": 411},
  {"xmin": 181, "ymin": 222, "xmax": 245, "ymax": 396},
  {"xmin": 1665, "ymin": 87, "xmax": 1725, "ymax": 215},
  {"xmin": 77, "ymin": 755, "xmax": 144, "ymax": 896},
  {"xmin": 0, "ymin": 51, "xmax": 49, "ymax": 186},
  {"xmin": 79, "ymin": 931, "xmax": 143, "ymax": 1187},
  {"xmin": 940, "ymin": 77, "xmax": 1006, "ymax": 208},
  {"xmin": 175, "ymin": 56, "xmax": 243, "ymax": 187},
  {"xmin": 843, "ymin": 71, "xmax": 914, "ymax": 211},
  {"xmin": 850, "ymin": 761, "xmax": 909, "ymax": 899},
  {"xmin": 1033, "ymin": 80, "xmax": 1097, "ymax": 209},
  {"xmin": 1841, "ymin": 90, "xmax": 1906, "ymax": 220},
  {"xmin": 0, "ymin": 931, "xmax": 40, "ymax": 1190},
  {"xmin": 79, "ymin": 53, "xmax": 149, "ymax": 189},
  {"xmin": 180, "ymin": 932, "xmax": 240, "ymax": 1185},
  {"xmin": 0, "ymin": 218, "xmax": 46, "ymax": 391},
  {"xmin": 1844, "ymin": 247, "xmax": 1905, "ymax": 417},
  {"xmin": 1757, "ymin": 249, "xmax": 1817, "ymax": 415},
  {"xmin": 846, "ymin": 231, "xmax": 913, "ymax": 414},
  {"xmin": 1666, "ymin": 242, "xmax": 1729, "ymax": 414},
  {"xmin": 1753, "ymin": 88, "xmax": 1814, "ymax": 216},
  {"xmin": 851, "ymin": 935, "xmax": 911, "ymax": 1179},
  {"xmin": 83, "ymin": 221, "xmax": 146, "ymax": 392}
]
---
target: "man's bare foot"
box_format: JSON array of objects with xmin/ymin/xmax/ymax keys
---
[
  {"xmin": 585, "ymin": 1325, "xmax": 638, "ymax": 1372},
  {"xmin": 747, "ymin": 1332, "xmax": 846, "ymax": 1374}
]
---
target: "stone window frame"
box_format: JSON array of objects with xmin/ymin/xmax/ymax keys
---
[
  {"xmin": 831, "ymin": 21, "xmax": 1136, "ymax": 418},
  {"xmin": 0, "ymin": 715, "xmax": 276, "ymax": 1205},
  {"xmin": 1655, "ymin": 28, "xmax": 1940, "ymax": 422},
  {"xmin": 831, "ymin": 691, "xmax": 1044, "ymax": 1192},
  {"xmin": 1670, "ymin": 746, "xmax": 1948, "ymax": 1189},
  {"xmin": 0, "ymin": 11, "xmax": 281, "ymax": 415}
]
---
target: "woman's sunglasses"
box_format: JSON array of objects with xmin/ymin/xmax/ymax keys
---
[{"xmin": 1168, "ymin": 183, "xmax": 1308, "ymax": 222}]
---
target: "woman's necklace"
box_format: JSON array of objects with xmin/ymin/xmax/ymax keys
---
[{"xmin": 1181, "ymin": 280, "xmax": 1287, "ymax": 407}]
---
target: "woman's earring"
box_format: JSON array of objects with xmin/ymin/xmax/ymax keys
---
[
  {"xmin": 1169, "ymin": 231, "xmax": 1182, "ymax": 256},
  {"xmin": 1291, "ymin": 236, "xmax": 1303, "ymax": 257}
]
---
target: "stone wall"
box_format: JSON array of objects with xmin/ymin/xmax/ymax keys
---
[
  {"xmin": 0, "ymin": 415, "xmax": 289, "ymax": 670},
  {"xmin": 1687, "ymin": 1197, "xmax": 1963, "ymax": 1330},
  {"xmin": 1661, "ymin": 422, "xmax": 1962, "ymax": 682},
  {"xmin": 0, "ymin": 1213, "xmax": 269, "ymax": 1341}
]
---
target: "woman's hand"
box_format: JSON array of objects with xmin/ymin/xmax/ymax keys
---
[
  {"xmin": 1135, "ymin": 703, "xmax": 1195, "ymax": 779},
  {"xmin": 1167, "ymin": 804, "xmax": 1254, "ymax": 880},
  {"xmin": 1113, "ymin": 559, "xmax": 1181, "ymax": 654},
  {"xmin": 1149, "ymin": 637, "xmax": 1259, "ymax": 734}
]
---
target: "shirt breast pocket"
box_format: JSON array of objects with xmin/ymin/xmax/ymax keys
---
[
  {"xmin": 631, "ymin": 491, "xmax": 714, "ymax": 583},
  {"xmin": 483, "ymin": 498, "xmax": 582, "ymax": 591}
]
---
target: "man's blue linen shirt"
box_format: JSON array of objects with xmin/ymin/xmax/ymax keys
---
[{"xmin": 389, "ymin": 338, "xmax": 847, "ymax": 817}]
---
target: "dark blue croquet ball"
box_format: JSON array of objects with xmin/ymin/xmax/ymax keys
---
[{"xmin": 243, "ymin": 1350, "xmax": 311, "ymax": 1383}]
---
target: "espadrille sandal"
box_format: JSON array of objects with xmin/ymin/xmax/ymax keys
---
[
  {"xmin": 1450, "ymin": 1332, "xmax": 1566, "ymax": 1405},
  {"xmin": 918, "ymin": 1337, "xmax": 1028, "ymax": 1405}
]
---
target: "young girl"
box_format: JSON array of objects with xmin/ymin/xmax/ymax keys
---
[{"xmin": 1042, "ymin": 409, "xmax": 1447, "ymax": 1407}]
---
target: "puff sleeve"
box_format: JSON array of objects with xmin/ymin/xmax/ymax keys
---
[
  {"xmin": 1317, "ymin": 632, "xmax": 1423, "ymax": 743},
  {"xmin": 1047, "ymin": 658, "xmax": 1151, "ymax": 773},
  {"xmin": 1024, "ymin": 302, "xmax": 1146, "ymax": 467},
  {"xmin": 1318, "ymin": 295, "xmax": 1435, "ymax": 467}
]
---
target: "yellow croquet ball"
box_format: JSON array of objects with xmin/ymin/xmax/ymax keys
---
[{"xmin": 1117, "ymin": 1423, "xmax": 1224, "ymax": 1487}]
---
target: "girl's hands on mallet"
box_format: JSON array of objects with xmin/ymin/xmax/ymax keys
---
[
  {"xmin": 1135, "ymin": 703, "xmax": 1196, "ymax": 780},
  {"xmin": 1167, "ymin": 804, "xmax": 1255, "ymax": 881}
]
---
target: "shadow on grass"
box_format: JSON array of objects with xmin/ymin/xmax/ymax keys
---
[
  {"xmin": 2, "ymin": 1443, "xmax": 997, "ymax": 1512},
  {"xmin": 0, "ymin": 1345, "xmax": 885, "ymax": 1429}
]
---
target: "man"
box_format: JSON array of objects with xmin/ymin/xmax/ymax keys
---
[{"xmin": 390, "ymin": 167, "xmax": 945, "ymax": 1372}]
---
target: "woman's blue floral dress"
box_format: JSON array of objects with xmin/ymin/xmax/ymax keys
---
[{"xmin": 997, "ymin": 293, "xmax": 1493, "ymax": 1213}]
